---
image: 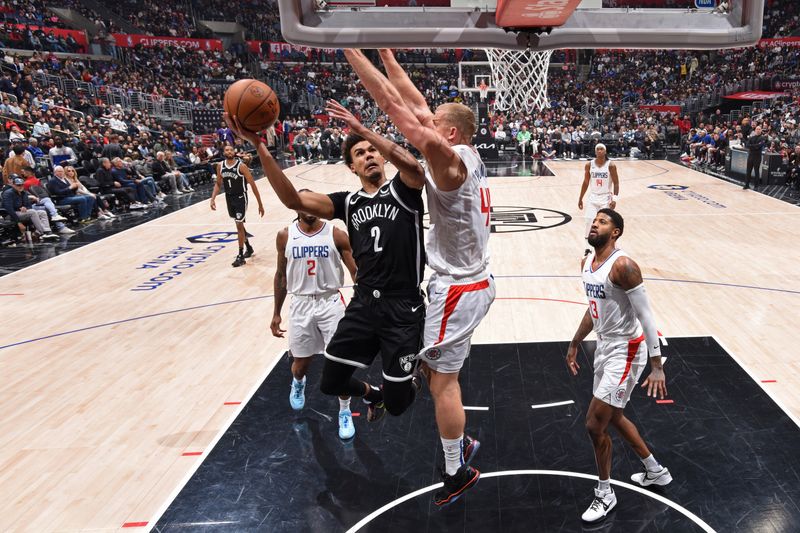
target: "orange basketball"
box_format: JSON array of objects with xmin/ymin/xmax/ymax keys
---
[{"xmin": 223, "ymin": 79, "xmax": 280, "ymax": 133}]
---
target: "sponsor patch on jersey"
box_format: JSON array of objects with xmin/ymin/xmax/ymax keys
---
[
  {"xmin": 399, "ymin": 353, "xmax": 416, "ymax": 374},
  {"xmin": 425, "ymin": 347, "xmax": 441, "ymax": 361}
]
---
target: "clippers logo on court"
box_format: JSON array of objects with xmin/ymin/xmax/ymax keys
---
[
  {"xmin": 399, "ymin": 354, "xmax": 416, "ymax": 373},
  {"xmin": 423, "ymin": 206, "xmax": 571, "ymax": 234},
  {"xmin": 425, "ymin": 347, "xmax": 442, "ymax": 361}
]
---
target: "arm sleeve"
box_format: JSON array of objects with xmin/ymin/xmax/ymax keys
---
[
  {"xmin": 626, "ymin": 283, "xmax": 662, "ymax": 359},
  {"xmin": 327, "ymin": 191, "xmax": 349, "ymax": 221}
]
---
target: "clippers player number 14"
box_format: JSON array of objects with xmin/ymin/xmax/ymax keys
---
[{"xmin": 578, "ymin": 143, "xmax": 619, "ymax": 255}]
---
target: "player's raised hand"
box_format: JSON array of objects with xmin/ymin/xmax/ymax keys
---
[
  {"xmin": 270, "ymin": 315, "xmax": 286, "ymax": 338},
  {"xmin": 326, "ymin": 100, "xmax": 365, "ymax": 133},
  {"xmin": 566, "ymin": 344, "xmax": 580, "ymax": 376},
  {"xmin": 641, "ymin": 366, "xmax": 667, "ymax": 399},
  {"xmin": 224, "ymin": 112, "xmax": 262, "ymax": 147}
]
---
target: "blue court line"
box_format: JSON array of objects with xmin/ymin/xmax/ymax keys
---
[{"xmin": 2, "ymin": 275, "xmax": 798, "ymax": 351}]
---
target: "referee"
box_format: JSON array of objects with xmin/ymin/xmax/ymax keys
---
[{"xmin": 744, "ymin": 125, "xmax": 765, "ymax": 191}]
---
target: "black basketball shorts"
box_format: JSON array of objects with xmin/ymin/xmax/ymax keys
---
[
  {"xmin": 325, "ymin": 286, "xmax": 425, "ymax": 382},
  {"xmin": 226, "ymin": 193, "xmax": 248, "ymax": 222}
]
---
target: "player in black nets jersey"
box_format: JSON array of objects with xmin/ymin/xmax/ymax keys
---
[
  {"xmin": 224, "ymin": 101, "xmax": 426, "ymax": 419},
  {"xmin": 210, "ymin": 144, "xmax": 265, "ymax": 267}
]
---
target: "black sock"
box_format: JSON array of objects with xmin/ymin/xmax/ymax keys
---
[
  {"xmin": 245, "ymin": 240, "xmax": 253, "ymax": 250},
  {"xmin": 238, "ymin": 246, "xmax": 243, "ymax": 256}
]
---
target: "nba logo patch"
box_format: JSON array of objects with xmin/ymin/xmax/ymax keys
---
[
  {"xmin": 614, "ymin": 387, "xmax": 627, "ymax": 402},
  {"xmin": 399, "ymin": 354, "xmax": 416, "ymax": 373},
  {"xmin": 425, "ymin": 348, "xmax": 441, "ymax": 361}
]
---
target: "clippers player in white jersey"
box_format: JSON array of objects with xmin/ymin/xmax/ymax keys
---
[
  {"xmin": 345, "ymin": 48, "xmax": 494, "ymax": 507},
  {"xmin": 566, "ymin": 208, "xmax": 672, "ymax": 523},
  {"xmin": 272, "ymin": 202, "xmax": 357, "ymax": 440},
  {"xmin": 224, "ymin": 101, "xmax": 427, "ymax": 425},
  {"xmin": 210, "ymin": 144, "xmax": 265, "ymax": 267},
  {"xmin": 578, "ymin": 144, "xmax": 619, "ymax": 255}
]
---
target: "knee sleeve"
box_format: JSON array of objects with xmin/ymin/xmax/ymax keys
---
[
  {"xmin": 320, "ymin": 359, "xmax": 363, "ymax": 397},
  {"xmin": 382, "ymin": 379, "xmax": 415, "ymax": 417}
]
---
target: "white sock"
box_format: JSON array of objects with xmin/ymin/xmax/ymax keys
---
[
  {"xmin": 597, "ymin": 479, "xmax": 611, "ymax": 493},
  {"xmin": 293, "ymin": 376, "xmax": 306, "ymax": 386},
  {"xmin": 441, "ymin": 435, "xmax": 464, "ymax": 476},
  {"xmin": 641, "ymin": 454, "xmax": 661, "ymax": 472},
  {"xmin": 339, "ymin": 397, "xmax": 351, "ymax": 413}
]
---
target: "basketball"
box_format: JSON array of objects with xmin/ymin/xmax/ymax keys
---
[{"xmin": 223, "ymin": 79, "xmax": 280, "ymax": 132}]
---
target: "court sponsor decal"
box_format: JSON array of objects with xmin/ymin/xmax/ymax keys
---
[
  {"xmin": 649, "ymin": 185, "xmax": 726, "ymax": 208},
  {"xmin": 130, "ymin": 241, "xmax": 228, "ymax": 291},
  {"xmin": 424, "ymin": 206, "xmax": 572, "ymax": 234},
  {"xmin": 648, "ymin": 184, "xmax": 689, "ymax": 191}
]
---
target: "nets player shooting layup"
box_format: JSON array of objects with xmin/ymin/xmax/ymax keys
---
[
  {"xmin": 566, "ymin": 208, "xmax": 672, "ymax": 523},
  {"xmin": 578, "ymin": 144, "xmax": 619, "ymax": 255},
  {"xmin": 345, "ymin": 49, "xmax": 494, "ymax": 507},
  {"xmin": 224, "ymin": 100, "xmax": 427, "ymax": 422},
  {"xmin": 210, "ymin": 144, "xmax": 265, "ymax": 267},
  {"xmin": 272, "ymin": 204, "xmax": 358, "ymax": 440}
]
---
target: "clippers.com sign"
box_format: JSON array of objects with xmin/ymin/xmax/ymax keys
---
[
  {"xmin": 495, "ymin": 0, "xmax": 582, "ymax": 27},
  {"xmin": 112, "ymin": 33, "xmax": 223, "ymax": 51}
]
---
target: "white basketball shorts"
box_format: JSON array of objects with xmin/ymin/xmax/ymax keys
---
[
  {"xmin": 592, "ymin": 333, "xmax": 647, "ymax": 408},
  {"xmin": 419, "ymin": 273, "xmax": 496, "ymax": 373},
  {"xmin": 289, "ymin": 291, "xmax": 346, "ymax": 358},
  {"xmin": 585, "ymin": 195, "xmax": 612, "ymax": 238}
]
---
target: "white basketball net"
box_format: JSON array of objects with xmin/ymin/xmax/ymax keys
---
[{"xmin": 484, "ymin": 48, "xmax": 553, "ymax": 113}]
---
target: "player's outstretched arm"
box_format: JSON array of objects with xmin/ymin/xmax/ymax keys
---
[
  {"xmin": 610, "ymin": 256, "xmax": 667, "ymax": 399},
  {"xmin": 344, "ymin": 49, "xmax": 464, "ymax": 191},
  {"xmin": 271, "ymin": 228, "xmax": 288, "ymax": 338},
  {"xmin": 224, "ymin": 113, "xmax": 335, "ymax": 219},
  {"xmin": 377, "ymin": 49, "xmax": 434, "ymax": 129},
  {"xmin": 240, "ymin": 163, "xmax": 265, "ymax": 217},
  {"xmin": 333, "ymin": 226, "xmax": 357, "ymax": 283},
  {"xmin": 326, "ymin": 99, "xmax": 424, "ymax": 190},
  {"xmin": 578, "ymin": 162, "xmax": 590, "ymax": 210}
]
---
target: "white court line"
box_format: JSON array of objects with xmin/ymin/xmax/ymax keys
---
[
  {"xmin": 146, "ymin": 351, "xmax": 286, "ymax": 529},
  {"xmin": 531, "ymin": 400, "xmax": 574, "ymax": 410},
  {"xmin": 711, "ymin": 335, "xmax": 800, "ymax": 430},
  {"xmin": 345, "ymin": 470, "xmax": 715, "ymax": 533},
  {"xmin": 463, "ymin": 406, "xmax": 489, "ymax": 411}
]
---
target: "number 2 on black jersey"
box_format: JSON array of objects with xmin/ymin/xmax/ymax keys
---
[{"xmin": 371, "ymin": 226, "xmax": 383, "ymax": 253}]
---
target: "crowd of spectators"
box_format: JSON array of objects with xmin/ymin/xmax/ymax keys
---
[
  {"xmin": 97, "ymin": 0, "xmax": 196, "ymax": 38},
  {"xmin": 762, "ymin": 0, "xmax": 800, "ymax": 38},
  {"xmin": 0, "ymin": 0, "xmax": 65, "ymax": 28},
  {"xmin": 193, "ymin": 0, "xmax": 281, "ymax": 41}
]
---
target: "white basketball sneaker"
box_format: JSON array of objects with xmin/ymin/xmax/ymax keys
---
[
  {"xmin": 631, "ymin": 466, "xmax": 673, "ymax": 487},
  {"xmin": 582, "ymin": 488, "xmax": 617, "ymax": 523}
]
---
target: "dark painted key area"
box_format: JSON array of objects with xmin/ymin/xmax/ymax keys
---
[{"xmin": 155, "ymin": 337, "xmax": 800, "ymax": 532}]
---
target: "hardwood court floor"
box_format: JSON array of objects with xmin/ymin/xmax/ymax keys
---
[{"xmin": 0, "ymin": 159, "xmax": 798, "ymax": 531}]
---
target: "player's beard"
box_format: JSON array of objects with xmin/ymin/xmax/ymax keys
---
[
  {"xmin": 587, "ymin": 231, "xmax": 609, "ymax": 248},
  {"xmin": 365, "ymin": 168, "xmax": 383, "ymax": 184}
]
